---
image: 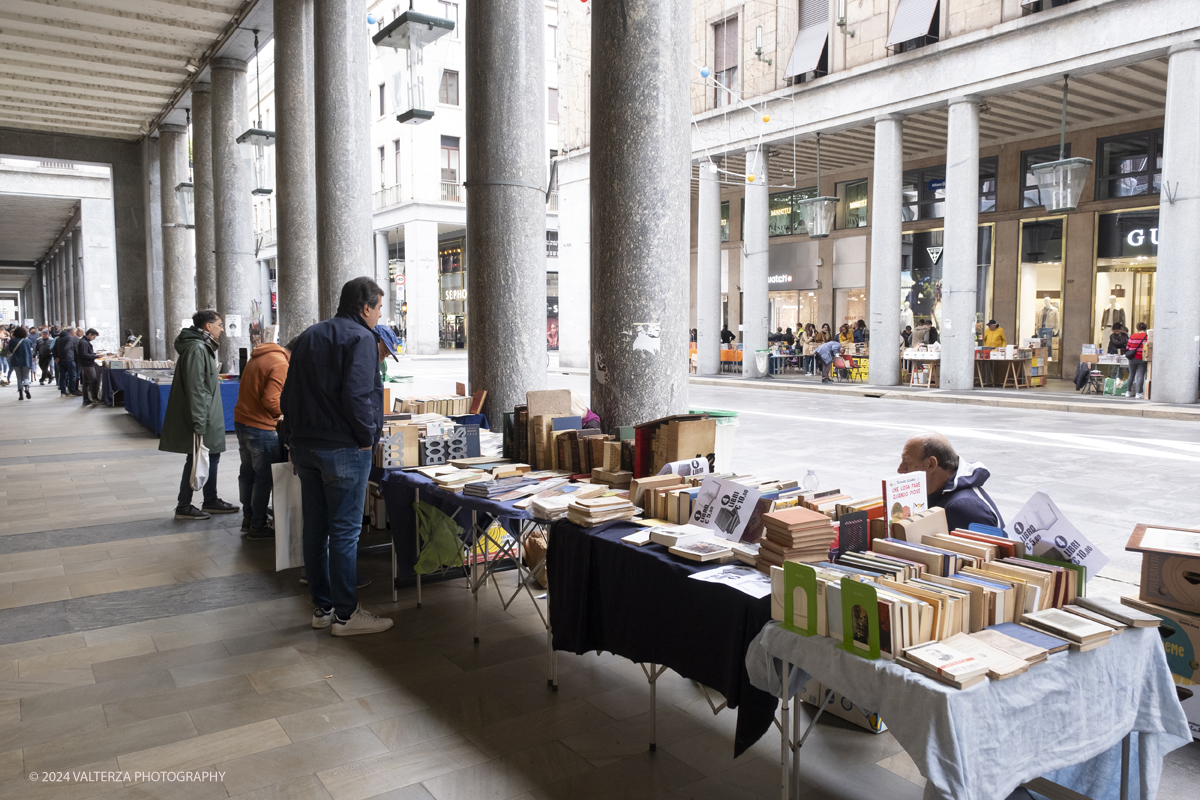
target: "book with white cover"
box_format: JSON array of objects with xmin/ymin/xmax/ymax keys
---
[
  {"xmin": 904, "ymin": 641, "xmax": 989, "ymax": 684},
  {"xmin": 650, "ymin": 523, "xmax": 712, "ymax": 548},
  {"xmin": 1077, "ymin": 596, "xmax": 1160, "ymax": 628},
  {"xmin": 943, "ymin": 633, "xmax": 1027, "ymax": 680},
  {"xmin": 669, "ymin": 538, "xmax": 734, "ymax": 563},
  {"xmin": 1023, "ymin": 608, "xmax": 1112, "ymax": 643}
]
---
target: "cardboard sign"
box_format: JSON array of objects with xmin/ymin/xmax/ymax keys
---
[
  {"xmin": 657, "ymin": 458, "xmax": 709, "ymax": 477},
  {"xmin": 882, "ymin": 474, "xmax": 927, "ymax": 522},
  {"xmin": 1009, "ymin": 492, "xmax": 1109, "ymax": 574},
  {"xmin": 689, "ymin": 477, "xmax": 761, "ymax": 542}
]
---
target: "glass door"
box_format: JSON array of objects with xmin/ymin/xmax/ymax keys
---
[{"xmin": 1017, "ymin": 217, "xmax": 1066, "ymax": 376}]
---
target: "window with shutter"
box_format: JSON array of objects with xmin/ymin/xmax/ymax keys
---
[
  {"xmin": 786, "ymin": 0, "xmax": 829, "ymax": 83},
  {"xmin": 887, "ymin": 0, "xmax": 940, "ymax": 53},
  {"xmin": 713, "ymin": 17, "xmax": 739, "ymax": 108}
]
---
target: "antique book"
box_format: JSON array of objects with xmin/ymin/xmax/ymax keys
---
[
  {"xmin": 1076, "ymin": 596, "xmax": 1160, "ymax": 628},
  {"xmin": 902, "ymin": 641, "xmax": 989, "ymax": 686},
  {"xmin": 669, "ymin": 538, "xmax": 734, "ymax": 563},
  {"xmin": 1022, "ymin": 608, "xmax": 1113, "ymax": 644}
]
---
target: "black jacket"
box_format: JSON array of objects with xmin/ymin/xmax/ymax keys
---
[
  {"xmin": 929, "ymin": 461, "xmax": 1005, "ymax": 532},
  {"xmin": 76, "ymin": 337, "xmax": 97, "ymax": 368},
  {"xmin": 34, "ymin": 338, "xmax": 53, "ymax": 360},
  {"xmin": 53, "ymin": 332, "xmax": 75, "ymax": 362},
  {"xmin": 280, "ymin": 313, "xmax": 382, "ymax": 450}
]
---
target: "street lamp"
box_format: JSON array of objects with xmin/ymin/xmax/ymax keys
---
[
  {"xmin": 1031, "ymin": 76, "xmax": 1092, "ymax": 213},
  {"xmin": 373, "ymin": 10, "xmax": 455, "ymax": 124},
  {"xmin": 237, "ymin": 30, "xmax": 275, "ymax": 196},
  {"xmin": 175, "ymin": 181, "xmax": 195, "ymax": 227},
  {"xmin": 795, "ymin": 133, "xmax": 839, "ymax": 239}
]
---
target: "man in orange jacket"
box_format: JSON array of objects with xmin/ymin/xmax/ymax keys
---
[{"xmin": 234, "ymin": 338, "xmax": 294, "ymax": 538}]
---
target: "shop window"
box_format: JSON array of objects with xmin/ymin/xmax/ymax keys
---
[
  {"xmin": 547, "ymin": 88, "xmax": 558, "ymax": 122},
  {"xmin": 1021, "ymin": 144, "xmax": 1070, "ymax": 208},
  {"xmin": 439, "ymin": 70, "xmax": 459, "ymax": 106},
  {"xmin": 834, "ymin": 288, "xmax": 866, "ymax": 332},
  {"xmin": 979, "ymin": 157, "xmax": 998, "ymax": 213},
  {"xmin": 1093, "ymin": 208, "xmax": 1157, "ymax": 347},
  {"xmin": 378, "ymin": 83, "xmax": 386, "ymax": 117},
  {"xmin": 764, "ymin": 188, "xmax": 819, "ymax": 237},
  {"xmin": 720, "ymin": 200, "xmax": 729, "ymax": 243},
  {"xmin": 440, "ymin": 136, "xmax": 460, "ymax": 183},
  {"xmin": 546, "ymin": 230, "xmax": 558, "ymax": 258},
  {"xmin": 1095, "ymin": 129, "xmax": 1164, "ymax": 200},
  {"xmin": 439, "ymin": 240, "xmax": 466, "ymax": 349},
  {"xmin": 546, "ymin": 272, "xmax": 559, "ymax": 351},
  {"xmin": 900, "ymin": 226, "xmax": 993, "ymax": 345},
  {"xmin": 713, "ymin": 17, "xmax": 739, "ymax": 109},
  {"xmin": 1017, "ymin": 218, "xmax": 1066, "ymax": 376},
  {"xmin": 837, "ymin": 179, "xmax": 868, "ymax": 229},
  {"xmin": 902, "ymin": 159, "xmax": 997, "ymax": 220}
]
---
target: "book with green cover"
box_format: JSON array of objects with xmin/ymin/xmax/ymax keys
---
[{"xmin": 1022, "ymin": 554, "xmax": 1087, "ymax": 598}]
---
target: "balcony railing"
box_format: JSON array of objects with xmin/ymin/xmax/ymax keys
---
[
  {"xmin": 547, "ymin": 190, "xmax": 558, "ymax": 212},
  {"xmin": 440, "ymin": 181, "xmax": 462, "ymax": 202},
  {"xmin": 374, "ymin": 184, "xmax": 402, "ymax": 210}
]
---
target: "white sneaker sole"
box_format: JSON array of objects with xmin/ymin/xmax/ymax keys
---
[
  {"xmin": 331, "ymin": 620, "xmax": 394, "ymax": 637},
  {"xmin": 312, "ymin": 610, "xmax": 334, "ymax": 629}
]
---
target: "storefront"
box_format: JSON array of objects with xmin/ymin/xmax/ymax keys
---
[
  {"xmin": 439, "ymin": 239, "xmax": 466, "ymax": 349},
  {"xmin": 1017, "ymin": 217, "xmax": 1065, "ymax": 375},
  {"xmin": 901, "ymin": 226, "xmax": 994, "ymax": 347},
  {"xmin": 1094, "ymin": 207, "xmax": 1157, "ymax": 347},
  {"xmin": 768, "ymin": 241, "xmax": 819, "ymax": 335}
]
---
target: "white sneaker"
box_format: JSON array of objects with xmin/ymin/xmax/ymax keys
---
[
  {"xmin": 312, "ymin": 607, "xmax": 334, "ymax": 629},
  {"xmin": 331, "ymin": 604, "xmax": 394, "ymax": 637},
  {"xmin": 1136, "ymin": 393, "xmax": 1144, "ymax": 399}
]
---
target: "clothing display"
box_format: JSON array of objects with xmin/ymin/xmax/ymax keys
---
[
  {"xmin": 1037, "ymin": 303, "xmax": 1060, "ymax": 332},
  {"xmin": 1101, "ymin": 304, "xmax": 1126, "ymax": 331}
]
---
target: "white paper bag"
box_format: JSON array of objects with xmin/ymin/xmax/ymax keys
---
[
  {"xmin": 190, "ymin": 433, "xmax": 210, "ymax": 491},
  {"xmin": 272, "ymin": 461, "xmax": 305, "ymax": 571}
]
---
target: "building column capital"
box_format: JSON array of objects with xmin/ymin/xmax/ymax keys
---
[
  {"xmin": 1168, "ymin": 41, "xmax": 1200, "ymax": 57},
  {"xmin": 948, "ymin": 95, "xmax": 983, "ymax": 108},
  {"xmin": 874, "ymin": 113, "xmax": 904, "ymax": 124},
  {"xmin": 210, "ymin": 57, "xmax": 248, "ymax": 73},
  {"xmin": 191, "ymin": 82, "xmax": 211, "ymax": 94},
  {"xmin": 159, "ymin": 123, "xmax": 187, "ymax": 135}
]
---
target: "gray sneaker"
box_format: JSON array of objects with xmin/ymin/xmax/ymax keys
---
[{"xmin": 331, "ymin": 605, "xmax": 394, "ymax": 637}]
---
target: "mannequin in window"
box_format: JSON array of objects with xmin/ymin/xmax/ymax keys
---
[
  {"xmin": 901, "ymin": 301, "xmax": 914, "ymax": 330},
  {"xmin": 1101, "ymin": 294, "xmax": 1125, "ymax": 333},
  {"xmin": 1036, "ymin": 297, "xmax": 1059, "ymax": 346}
]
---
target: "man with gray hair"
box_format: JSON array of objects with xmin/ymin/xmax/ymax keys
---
[{"xmin": 897, "ymin": 432, "xmax": 1003, "ymax": 531}]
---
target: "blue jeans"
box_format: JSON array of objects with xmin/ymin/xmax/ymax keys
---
[
  {"xmin": 0, "ymin": 355, "xmax": 8, "ymax": 379},
  {"xmin": 58, "ymin": 361, "xmax": 77, "ymax": 393},
  {"xmin": 178, "ymin": 451, "xmax": 221, "ymax": 509},
  {"xmin": 236, "ymin": 422, "xmax": 280, "ymax": 527},
  {"xmin": 291, "ymin": 444, "xmax": 372, "ymax": 619}
]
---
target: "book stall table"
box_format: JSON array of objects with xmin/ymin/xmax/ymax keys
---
[
  {"xmin": 547, "ymin": 520, "xmax": 778, "ymax": 757},
  {"xmin": 904, "ymin": 349, "xmax": 940, "ymax": 388},
  {"xmin": 379, "ymin": 468, "xmax": 552, "ymax": 672},
  {"xmin": 769, "ymin": 352, "xmax": 802, "ymax": 374},
  {"xmin": 745, "ymin": 622, "xmax": 1191, "ymax": 800},
  {"xmin": 975, "ymin": 356, "xmax": 1031, "ymax": 389},
  {"xmin": 123, "ymin": 373, "xmax": 238, "ymax": 434}
]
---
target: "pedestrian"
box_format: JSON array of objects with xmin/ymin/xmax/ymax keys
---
[
  {"xmin": 1107, "ymin": 323, "xmax": 1129, "ymax": 381},
  {"xmin": 720, "ymin": 325, "xmax": 736, "ymax": 346},
  {"xmin": 783, "ymin": 327, "xmax": 795, "ymax": 346},
  {"xmin": 982, "ymin": 319, "xmax": 1006, "ymax": 348},
  {"xmin": 0, "ymin": 327, "xmax": 10, "ymax": 386},
  {"xmin": 160, "ymin": 310, "xmax": 238, "ymax": 520},
  {"xmin": 838, "ymin": 323, "xmax": 853, "ymax": 345},
  {"xmin": 853, "ymin": 319, "xmax": 868, "ymax": 344},
  {"xmin": 1125, "ymin": 322, "xmax": 1150, "ymax": 399},
  {"xmin": 76, "ymin": 328, "xmax": 101, "ymax": 405},
  {"xmin": 233, "ymin": 337, "xmax": 294, "ymax": 539},
  {"xmin": 901, "ymin": 326, "xmax": 913, "ymax": 348},
  {"xmin": 7, "ymin": 327, "xmax": 33, "ymax": 401},
  {"xmin": 801, "ymin": 323, "xmax": 817, "ymax": 375},
  {"xmin": 280, "ymin": 277, "xmax": 393, "ymax": 636},
  {"xmin": 820, "ymin": 323, "xmax": 832, "ymax": 342},
  {"xmin": 35, "ymin": 330, "xmax": 53, "ymax": 384},
  {"xmin": 897, "ymin": 433, "xmax": 1004, "ymax": 531},
  {"xmin": 53, "ymin": 327, "xmax": 78, "ymax": 396},
  {"xmin": 814, "ymin": 338, "xmax": 842, "ymax": 384}
]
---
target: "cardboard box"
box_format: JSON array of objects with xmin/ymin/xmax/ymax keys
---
[
  {"xmin": 1122, "ymin": 597, "xmax": 1200, "ymax": 738},
  {"xmin": 798, "ymin": 675, "xmax": 886, "ymax": 734},
  {"xmin": 1126, "ymin": 524, "xmax": 1200, "ymax": 615}
]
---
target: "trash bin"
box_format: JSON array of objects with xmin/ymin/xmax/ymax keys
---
[
  {"xmin": 755, "ymin": 349, "xmax": 770, "ymax": 375},
  {"xmin": 690, "ymin": 408, "xmax": 739, "ymax": 473}
]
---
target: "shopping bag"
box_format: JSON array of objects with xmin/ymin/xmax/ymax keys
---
[
  {"xmin": 190, "ymin": 433, "xmax": 210, "ymax": 491},
  {"xmin": 271, "ymin": 461, "xmax": 305, "ymax": 571},
  {"xmin": 1103, "ymin": 377, "xmax": 1116, "ymax": 395}
]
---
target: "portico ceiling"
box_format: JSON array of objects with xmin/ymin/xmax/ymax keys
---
[
  {"xmin": 0, "ymin": 0, "xmax": 258, "ymax": 141},
  {"xmin": 0, "ymin": 194, "xmax": 78, "ymax": 289}
]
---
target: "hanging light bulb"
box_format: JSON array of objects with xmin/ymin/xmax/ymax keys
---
[
  {"xmin": 1031, "ymin": 75, "xmax": 1092, "ymax": 213},
  {"xmin": 795, "ymin": 133, "xmax": 839, "ymax": 238}
]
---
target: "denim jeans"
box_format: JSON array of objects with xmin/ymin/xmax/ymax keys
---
[
  {"xmin": 0, "ymin": 355, "xmax": 8, "ymax": 379},
  {"xmin": 236, "ymin": 422, "xmax": 280, "ymax": 527},
  {"xmin": 178, "ymin": 451, "xmax": 221, "ymax": 509},
  {"xmin": 803, "ymin": 354, "xmax": 815, "ymax": 373},
  {"xmin": 58, "ymin": 361, "xmax": 77, "ymax": 393},
  {"xmin": 291, "ymin": 444, "xmax": 372, "ymax": 619},
  {"xmin": 12, "ymin": 366, "xmax": 30, "ymax": 388},
  {"xmin": 1129, "ymin": 359, "xmax": 1148, "ymax": 396}
]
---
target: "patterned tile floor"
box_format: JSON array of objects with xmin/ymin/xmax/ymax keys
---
[{"xmin": 0, "ymin": 376, "xmax": 1195, "ymax": 799}]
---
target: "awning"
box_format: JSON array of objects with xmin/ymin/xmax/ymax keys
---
[
  {"xmin": 887, "ymin": 0, "xmax": 940, "ymax": 47},
  {"xmin": 785, "ymin": 27, "xmax": 828, "ymax": 78}
]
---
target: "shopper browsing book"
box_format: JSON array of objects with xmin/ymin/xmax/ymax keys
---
[{"xmin": 897, "ymin": 433, "xmax": 1003, "ymax": 532}]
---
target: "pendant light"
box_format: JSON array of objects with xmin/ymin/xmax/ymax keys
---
[
  {"xmin": 373, "ymin": 9, "xmax": 455, "ymax": 124},
  {"xmin": 1030, "ymin": 75, "xmax": 1092, "ymax": 213},
  {"xmin": 175, "ymin": 108, "xmax": 196, "ymax": 228},
  {"xmin": 236, "ymin": 30, "xmax": 275, "ymax": 196},
  {"xmin": 795, "ymin": 133, "xmax": 839, "ymax": 238}
]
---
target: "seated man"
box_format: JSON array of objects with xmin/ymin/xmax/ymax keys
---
[{"xmin": 897, "ymin": 433, "xmax": 1004, "ymax": 531}]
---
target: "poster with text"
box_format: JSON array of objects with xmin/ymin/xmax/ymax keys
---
[
  {"xmin": 1008, "ymin": 492, "xmax": 1109, "ymax": 574},
  {"xmin": 882, "ymin": 474, "xmax": 928, "ymax": 522},
  {"xmin": 690, "ymin": 477, "xmax": 761, "ymax": 542},
  {"xmin": 658, "ymin": 458, "xmax": 709, "ymax": 478}
]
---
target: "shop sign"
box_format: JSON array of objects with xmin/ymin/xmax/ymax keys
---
[
  {"xmin": 1097, "ymin": 209, "xmax": 1159, "ymax": 260},
  {"xmin": 444, "ymin": 288, "xmax": 467, "ymax": 301},
  {"xmin": 927, "ymin": 179, "xmax": 946, "ymax": 192},
  {"xmin": 926, "ymin": 247, "xmax": 943, "ymax": 264},
  {"xmin": 767, "ymin": 274, "xmax": 793, "ymax": 285}
]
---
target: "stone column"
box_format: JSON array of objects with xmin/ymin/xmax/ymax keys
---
[
  {"xmin": 314, "ymin": 0, "xmax": 372, "ymax": 319},
  {"xmin": 160, "ymin": 123, "xmax": 194, "ymax": 355},
  {"xmin": 48, "ymin": 254, "xmax": 57, "ymax": 324},
  {"xmin": 404, "ymin": 221, "xmax": 440, "ymax": 355},
  {"xmin": 1152, "ymin": 43, "xmax": 1200, "ymax": 404},
  {"xmin": 211, "ymin": 58, "xmax": 256, "ymax": 371},
  {"xmin": 868, "ymin": 114, "xmax": 904, "ymax": 387},
  {"xmin": 276, "ymin": 0, "xmax": 319, "ymax": 339},
  {"xmin": 589, "ymin": 0, "xmax": 690, "ymax": 427},
  {"xmin": 941, "ymin": 97, "xmax": 980, "ymax": 392},
  {"xmin": 464, "ymin": 0, "xmax": 547, "ymax": 421},
  {"xmin": 696, "ymin": 162, "xmax": 721, "ymax": 375},
  {"xmin": 141, "ymin": 135, "xmax": 166, "ymax": 358},
  {"xmin": 192, "ymin": 83, "xmax": 218, "ymax": 312},
  {"xmin": 64, "ymin": 233, "xmax": 76, "ymax": 328},
  {"xmin": 72, "ymin": 225, "xmax": 86, "ymax": 327},
  {"xmin": 742, "ymin": 146, "xmax": 769, "ymax": 378}
]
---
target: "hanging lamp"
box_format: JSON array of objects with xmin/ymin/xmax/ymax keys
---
[
  {"xmin": 1030, "ymin": 75, "xmax": 1092, "ymax": 213},
  {"xmin": 795, "ymin": 133, "xmax": 839, "ymax": 238},
  {"xmin": 236, "ymin": 30, "xmax": 276, "ymax": 196},
  {"xmin": 373, "ymin": 10, "xmax": 455, "ymax": 124},
  {"xmin": 175, "ymin": 108, "xmax": 196, "ymax": 228}
]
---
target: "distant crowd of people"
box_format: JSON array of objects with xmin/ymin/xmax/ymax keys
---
[{"xmin": 0, "ymin": 323, "xmax": 100, "ymax": 403}]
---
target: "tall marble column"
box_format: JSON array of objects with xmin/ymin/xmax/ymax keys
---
[
  {"xmin": 697, "ymin": 162, "xmax": 721, "ymax": 375},
  {"xmin": 192, "ymin": 83, "xmax": 218, "ymax": 312},
  {"xmin": 1152, "ymin": 43, "xmax": 1200, "ymax": 404},
  {"xmin": 589, "ymin": 0, "xmax": 690, "ymax": 427},
  {"xmin": 160, "ymin": 124, "xmax": 195, "ymax": 355},
  {"xmin": 64, "ymin": 233, "xmax": 77, "ymax": 328},
  {"xmin": 47, "ymin": 255, "xmax": 56, "ymax": 324},
  {"xmin": 141, "ymin": 134, "xmax": 166, "ymax": 358},
  {"xmin": 276, "ymin": 0, "xmax": 319, "ymax": 339},
  {"xmin": 742, "ymin": 146, "xmax": 769, "ymax": 378},
  {"xmin": 314, "ymin": 0, "xmax": 371, "ymax": 319},
  {"xmin": 868, "ymin": 114, "xmax": 904, "ymax": 387},
  {"xmin": 941, "ymin": 97, "xmax": 980, "ymax": 392},
  {"xmin": 72, "ymin": 225, "xmax": 86, "ymax": 327},
  {"xmin": 464, "ymin": 0, "xmax": 547, "ymax": 421},
  {"xmin": 212, "ymin": 58, "xmax": 256, "ymax": 371}
]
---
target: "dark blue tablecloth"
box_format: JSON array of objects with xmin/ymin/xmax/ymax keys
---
[
  {"xmin": 547, "ymin": 520, "xmax": 776, "ymax": 758},
  {"xmin": 124, "ymin": 376, "xmax": 238, "ymax": 435}
]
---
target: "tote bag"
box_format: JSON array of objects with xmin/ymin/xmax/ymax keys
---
[{"xmin": 271, "ymin": 461, "xmax": 305, "ymax": 570}]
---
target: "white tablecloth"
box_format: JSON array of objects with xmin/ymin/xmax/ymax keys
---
[{"xmin": 746, "ymin": 623, "xmax": 1191, "ymax": 800}]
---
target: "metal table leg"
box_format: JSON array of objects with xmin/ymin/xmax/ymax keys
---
[
  {"xmin": 471, "ymin": 509, "xmax": 480, "ymax": 644},
  {"xmin": 414, "ymin": 487, "xmax": 422, "ymax": 609},
  {"xmin": 779, "ymin": 665, "xmax": 790, "ymax": 800},
  {"xmin": 1120, "ymin": 732, "xmax": 1131, "ymax": 800},
  {"xmin": 640, "ymin": 663, "xmax": 667, "ymax": 752}
]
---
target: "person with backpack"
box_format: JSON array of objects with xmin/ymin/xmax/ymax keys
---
[
  {"xmin": 34, "ymin": 330, "xmax": 54, "ymax": 384},
  {"xmin": 7, "ymin": 327, "xmax": 33, "ymax": 400},
  {"xmin": 1125, "ymin": 322, "xmax": 1150, "ymax": 399}
]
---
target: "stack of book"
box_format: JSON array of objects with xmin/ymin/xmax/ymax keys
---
[
  {"xmin": 757, "ymin": 506, "xmax": 836, "ymax": 573},
  {"xmin": 1022, "ymin": 608, "xmax": 1115, "ymax": 651},
  {"xmin": 566, "ymin": 496, "xmax": 636, "ymax": 527},
  {"xmin": 898, "ymin": 640, "xmax": 990, "ymax": 689},
  {"xmin": 525, "ymin": 482, "xmax": 607, "ymax": 520},
  {"xmin": 463, "ymin": 476, "xmax": 540, "ymax": 499}
]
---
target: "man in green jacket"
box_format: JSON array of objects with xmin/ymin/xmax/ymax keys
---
[{"xmin": 160, "ymin": 310, "xmax": 238, "ymax": 520}]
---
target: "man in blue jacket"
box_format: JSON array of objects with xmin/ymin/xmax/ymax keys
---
[
  {"xmin": 280, "ymin": 277, "xmax": 393, "ymax": 637},
  {"xmin": 897, "ymin": 433, "xmax": 1004, "ymax": 532}
]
